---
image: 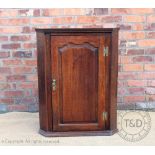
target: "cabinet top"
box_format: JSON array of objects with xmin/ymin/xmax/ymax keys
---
[{"xmin": 35, "ymin": 28, "xmax": 119, "ymax": 33}]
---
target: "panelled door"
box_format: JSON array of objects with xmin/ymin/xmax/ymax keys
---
[{"xmin": 51, "ymin": 34, "xmax": 109, "ymax": 132}]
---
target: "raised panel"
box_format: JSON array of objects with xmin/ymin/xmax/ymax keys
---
[{"xmin": 58, "ymin": 43, "xmax": 98, "ymax": 123}]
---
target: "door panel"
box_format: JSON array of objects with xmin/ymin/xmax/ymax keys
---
[
  {"xmin": 59, "ymin": 43, "xmax": 98, "ymax": 123},
  {"xmin": 51, "ymin": 35, "xmax": 106, "ymax": 131}
]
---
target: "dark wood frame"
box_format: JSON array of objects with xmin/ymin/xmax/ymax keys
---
[{"xmin": 36, "ymin": 28, "xmax": 119, "ymax": 137}]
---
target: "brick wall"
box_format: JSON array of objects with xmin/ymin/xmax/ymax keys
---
[{"xmin": 0, "ymin": 8, "xmax": 155, "ymax": 112}]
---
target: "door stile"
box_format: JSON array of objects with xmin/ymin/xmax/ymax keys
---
[
  {"xmin": 98, "ymin": 34, "xmax": 106, "ymax": 130},
  {"xmin": 104, "ymin": 33, "xmax": 111, "ymax": 130},
  {"xmin": 51, "ymin": 37, "xmax": 60, "ymax": 131}
]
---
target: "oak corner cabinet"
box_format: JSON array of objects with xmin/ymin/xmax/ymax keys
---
[{"xmin": 36, "ymin": 28, "xmax": 119, "ymax": 137}]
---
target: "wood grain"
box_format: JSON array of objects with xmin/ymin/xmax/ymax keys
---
[
  {"xmin": 36, "ymin": 28, "xmax": 119, "ymax": 136},
  {"xmin": 51, "ymin": 35, "xmax": 106, "ymax": 131}
]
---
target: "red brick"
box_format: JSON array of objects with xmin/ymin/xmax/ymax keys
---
[
  {"xmin": 0, "ymin": 98, "xmax": 13, "ymax": 104},
  {"xmin": 93, "ymin": 8, "xmax": 108, "ymax": 15},
  {"xmin": 42, "ymin": 9, "xmax": 63, "ymax": 16},
  {"xmin": 138, "ymin": 40, "xmax": 155, "ymax": 47},
  {"xmin": 126, "ymin": 80, "xmax": 147, "ymax": 87},
  {"xmin": 8, "ymin": 104, "xmax": 28, "ymax": 111},
  {"xmin": 117, "ymin": 97, "xmax": 123, "ymax": 103},
  {"xmin": 0, "ymin": 83, "xmax": 10, "ymax": 90},
  {"xmin": 145, "ymin": 48, "xmax": 155, "ymax": 55},
  {"xmin": 77, "ymin": 16, "xmax": 98, "ymax": 23},
  {"xmin": 64, "ymin": 9, "xmax": 85, "ymax": 15},
  {"xmin": 53, "ymin": 17, "xmax": 74, "ymax": 24},
  {"xmin": 146, "ymin": 32, "xmax": 155, "ymax": 39},
  {"xmin": 0, "ymin": 36, "xmax": 8, "ymax": 41},
  {"xmin": 18, "ymin": 9, "xmax": 31, "ymax": 16},
  {"xmin": 0, "ymin": 8, "xmax": 155, "ymax": 108},
  {"xmin": 19, "ymin": 82, "xmax": 36, "ymax": 89},
  {"xmin": 0, "ymin": 27, "xmax": 22, "ymax": 34},
  {"xmin": 27, "ymin": 75, "xmax": 38, "ymax": 81},
  {"xmin": 145, "ymin": 23, "xmax": 155, "ymax": 30},
  {"xmin": 32, "ymin": 25, "xmax": 50, "ymax": 29},
  {"xmin": 147, "ymin": 15, "xmax": 155, "ymax": 23},
  {"xmin": 23, "ymin": 43, "xmax": 36, "ymax": 49},
  {"xmin": 120, "ymin": 32, "xmax": 145, "ymax": 40},
  {"xmin": 118, "ymin": 81, "xmax": 124, "ymax": 87},
  {"xmin": 116, "ymin": 24, "xmax": 131, "ymax": 30},
  {"xmin": 0, "ymin": 75, "xmax": 5, "ymax": 81},
  {"xmin": 10, "ymin": 35, "xmax": 31, "ymax": 41},
  {"xmin": 123, "ymin": 64, "xmax": 143, "ymax": 71},
  {"xmin": 0, "ymin": 18, "xmax": 30, "ymax": 25},
  {"xmin": 0, "ymin": 67, "xmax": 11, "ymax": 74},
  {"xmin": 118, "ymin": 88, "xmax": 127, "ymax": 96},
  {"xmin": 148, "ymin": 80, "xmax": 155, "ymax": 87},
  {"xmin": 2, "ymin": 43, "xmax": 20, "ymax": 49},
  {"xmin": 13, "ymin": 51, "xmax": 32, "ymax": 58},
  {"xmin": 3, "ymin": 60, "xmax": 22, "ymax": 66},
  {"xmin": 24, "ymin": 60, "xmax": 37, "ymax": 66},
  {"xmin": 24, "ymin": 89, "xmax": 33, "ymax": 96},
  {"xmin": 102, "ymin": 23, "xmax": 116, "ymax": 28},
  {"xmin": 118, "ymin": 72, "xmax": 138, "ymax": 80},
  {"xmin": 63, "ymin": 17, "xmax": 75, "ymax": 24},
  {"xmin": 144, "ymin": 64, "xmax": 155, "ymax": 71},
  {"xmin": 13, "ymin": 67, "xmax": 33, "ymax": 74},
  {"xmin": 0, "ymin": 10, "xmax": 18, "ymax": 17},
  {"xmin": 101, "ymin": 16, "xmax": 122, "ymax": 22},
  {"xmin": 5, "ymin": 91, "xmax": 24, "ymax": 97},
  {"xmin": 33, "ymin": 49, "xmax": 38, "ymax": 58},
  {"xmin": 112, "ymin": 8, "xmax": 153, "ymax": 14},
  {"xmin": 132, "ymin": 56, "xmax": 153, "ymax": 63},
  {"xmin": 145, "ymin": 87, "xmax": 155, "ymax": 95},
  {"xmin": 33, "ymin": 9, "xmax": 40, "ymax": 16},
  {"xmin": 124, "ymin": 96, "xmax": 145, "ymax": 103},
  {"xmin": 137, "ymin": 73, "xmax": 155, "ymax": 79},
  {"xmin": 31, "ymin": 88, "xmax": 38, "ymax": 96},
  {"xmin": 111, "ymin": 8, "xmax": 128, "ymax": 14},
  {"xmin": 0, "ymin": 52, "xmax": 10, "ymax": 58},
  {"xmin": 129, "ymin": 8, "xmax": 154, "ymax": 14},
  {"xmin": 11, "ymin": 83, "xmax": 17, "ymax": 89},
  {"xmin": 124, "ymin": 15, "xmax": 145, "ymax": 22},
  {"xmin": 7, "ymin": 75, "xmax": 26, "ymax": 82},
  {"xmin": 30, "ymin": 27, "xmax": 36, "ymax": 32},
  {"xmin": 128, "ymin": 87, "xmax": 145, "ymax": 95},
  {"xmin": 14, "ymin": 97, "xmax": 35, "ymax": 104},
  {"xmin": 22, "ymin": 26, "xmax": 33, "ymax": 33},
  {"xmin": 132, "ymin": 23, "xmax": 144, "ymax": 31},
  {"xmin": 31, "ymin": 18, "xmax": 51, "ymax": 24},
  {"xmin": 127, "ymin": 49, "xmax": 144, "ymax": 55},
  {"xmin": 146, "ymin": 95, "xmax": 155, "ymax": 101},
  {"xmin": 120, "ymin": 56, "xmax": 132, "ymax": 64},
  {"xmin": 19, "ymin": 9, "xmax": 39, "ymax": 17}
]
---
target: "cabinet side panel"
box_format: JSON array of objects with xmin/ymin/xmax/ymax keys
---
[
  {"xmin": 110, "ymin": 29, "xmax": 119, "ymax": 130},
  {"xmin": 36, "ymin": 32, "xmax": 52, "ymax": 131}
]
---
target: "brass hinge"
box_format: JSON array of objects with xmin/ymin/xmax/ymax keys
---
[
  {"xmin": 103, "ymin": 112, "xmax": 108, "ymax": 122},
  {"xmin": 52, "ymin": 79, "xmax": 56, "ymax": 91},
  {"xmin": 103, "ymin": 46, "xmax": 109, "ymax": 56}
]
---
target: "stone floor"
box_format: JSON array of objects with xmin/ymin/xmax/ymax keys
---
[{"xmin": 0, "ymin": 111, "xmax": 154, "ymax": 145}]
